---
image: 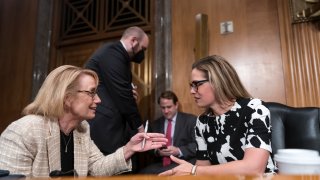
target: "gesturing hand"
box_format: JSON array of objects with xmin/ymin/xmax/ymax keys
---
[
  {"xmin": 159, "ymin": 155, "xmax": 193, "ymax": 176},
  {"xmin": 123, "ymin": 133, "xmax": 167, "ymax": 160}
]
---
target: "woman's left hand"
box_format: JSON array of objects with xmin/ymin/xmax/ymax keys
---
[{"xmin": 159, "ymin": 155, "xmax": 193, "ymax": 176}]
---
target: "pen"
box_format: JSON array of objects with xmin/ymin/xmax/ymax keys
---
[{"xmin": 141, "ymin": 120, "xmax": 149, "ymax": 149}]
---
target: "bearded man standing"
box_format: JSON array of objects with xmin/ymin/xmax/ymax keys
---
[{"xmin": 85, "ymin": 26, "xmax": 149, "ymax": 156}]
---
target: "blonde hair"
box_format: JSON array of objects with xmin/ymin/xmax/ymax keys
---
[
  {"xmin": 192, "ymin": 55, "xmax": 252, "ymax": 105},
  {"xmin": 23, "ymin": 65, "xmax": 98, "ymax": 118}
]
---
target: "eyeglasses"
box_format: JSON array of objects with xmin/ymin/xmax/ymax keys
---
[
  {"xmin": 77, "ymin": 90, "xmax": 98, "ymax": 98},
  {"xmin": 189, "ymin": 80, "xmax": 209, "ymax": 92}
]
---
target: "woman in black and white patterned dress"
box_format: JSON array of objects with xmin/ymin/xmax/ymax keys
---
[{"xmin": 160, "ymin": 55, "xmax": 276, "ymax": 176}]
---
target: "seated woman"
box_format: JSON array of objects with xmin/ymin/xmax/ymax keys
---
[
  {"xmin": 0, "ymin": 65, "xmax": 167, "ymax": 177},
  {"xmin": 160, "ymin": 55, "xmax": 276, "ymax": 176}
]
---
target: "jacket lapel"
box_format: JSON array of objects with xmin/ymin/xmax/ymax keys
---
[
  {"xmin": 159, "ymin": 117, "xmax": 165, "ymax": 134},
  {"xmin": 47, "ymin": 119, "xmax": 61, "ymax": 172},
  {"xmin": 173, "ymin": 113, "xmax": 181, "ymax": 145},
  {"xmin": 73, "ymin": 129, "xmax": 87, "ymax": 176}
]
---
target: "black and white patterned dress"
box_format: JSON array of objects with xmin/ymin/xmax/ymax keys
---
[{"xmin": 195, "ymin": 98, "xmax": 276, "ymax": 173}]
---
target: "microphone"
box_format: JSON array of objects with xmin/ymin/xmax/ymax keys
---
[
  {"xmin": 0, "ymin": 169, "xmax": 10, "ymax": 177},
  {"xmin": 49, "ymin": 169, "xmax": 78, "ymax": 177}
]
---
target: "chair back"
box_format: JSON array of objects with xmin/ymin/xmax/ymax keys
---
[{"xmin": 266, "ymin": 102, "xmax": 320, "ymax": 155}]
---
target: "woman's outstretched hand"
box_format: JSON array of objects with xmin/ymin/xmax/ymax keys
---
[
  {"xmin": 159, "ymin": 155, "xmax": 193, "ymax": 176},
  {"xmin": 123, "ymin": 132, "xmax": 167, "ymax": 160}
]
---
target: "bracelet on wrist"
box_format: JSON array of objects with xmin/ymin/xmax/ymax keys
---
[{"xmin": 190, "ymin": 165, "xmax": 198, "ymax": 175}]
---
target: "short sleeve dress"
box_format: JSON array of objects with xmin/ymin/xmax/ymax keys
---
[{"xmin": 195, "ymin": 98, "xmax": 276, "ymax": 173}]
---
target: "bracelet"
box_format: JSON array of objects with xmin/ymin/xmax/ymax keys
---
[{"xmin": 190, "ymin": 165, "xmax": 198, "ymax": 175}]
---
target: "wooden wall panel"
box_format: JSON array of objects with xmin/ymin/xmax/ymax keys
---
[
  {"xmin": 0, "ymin": 0, "xmax": 38, "ymax": 133},
  {"xmin": 172, "ymin": 0, "xmax": 285, "ymax": 115},
  {"xmin": 277, "ymin": 0, "xmax": 320, "ymax": 107},
  {"xmin": 50, "ymin": 0, "xmax": 156, "ymax": 120}
]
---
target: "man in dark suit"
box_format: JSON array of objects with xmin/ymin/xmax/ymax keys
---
[
  {"xmin": 84, "ymin": 26, "xmax": 149, "ymax": 155},
  {"xmin": 140, "ymin": 90, "xmax": 197, "ymax": 174}
]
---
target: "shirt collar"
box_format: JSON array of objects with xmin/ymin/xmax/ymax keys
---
[
  {"xmin": 167, "ymin": 113, "xmax": 178, "ymax": 123},
  {"xmin": 120, "ymin": 40, "xmax": 129, "ymax": 51}
]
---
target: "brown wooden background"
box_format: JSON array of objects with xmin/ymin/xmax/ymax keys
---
[
  {"xmin": 0, "ymin": 0, "xmax": 37, "ymax": 133},
  {"xmin": 0, "ymin": 0, "xmax": 319, "ymax": 133},
  {"xmin": 172, "ymin": 0, "xmax": 286, "ymax": 115}
]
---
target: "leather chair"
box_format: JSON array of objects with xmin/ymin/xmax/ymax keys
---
[{"xmin": 266, "ymin": 102, "xmax": 320, "ymax": 156}]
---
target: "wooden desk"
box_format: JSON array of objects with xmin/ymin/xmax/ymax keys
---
[{"xmin": 36, "ymin": 175, "xmax": 320, "ymax": 180}]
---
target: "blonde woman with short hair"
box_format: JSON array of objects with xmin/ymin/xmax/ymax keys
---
[{"xmin": 0, "ymin": 65, "xmax": 166, "ymax": 177}]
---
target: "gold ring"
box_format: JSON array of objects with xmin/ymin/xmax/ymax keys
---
[{"xmin": 171, "ymin": 169, "xmax": 174, "ymax": 175}]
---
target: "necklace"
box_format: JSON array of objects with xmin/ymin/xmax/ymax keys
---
[{"xmin": 62, "ymin": 134, "xmax": 72, "ymax": 153}]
